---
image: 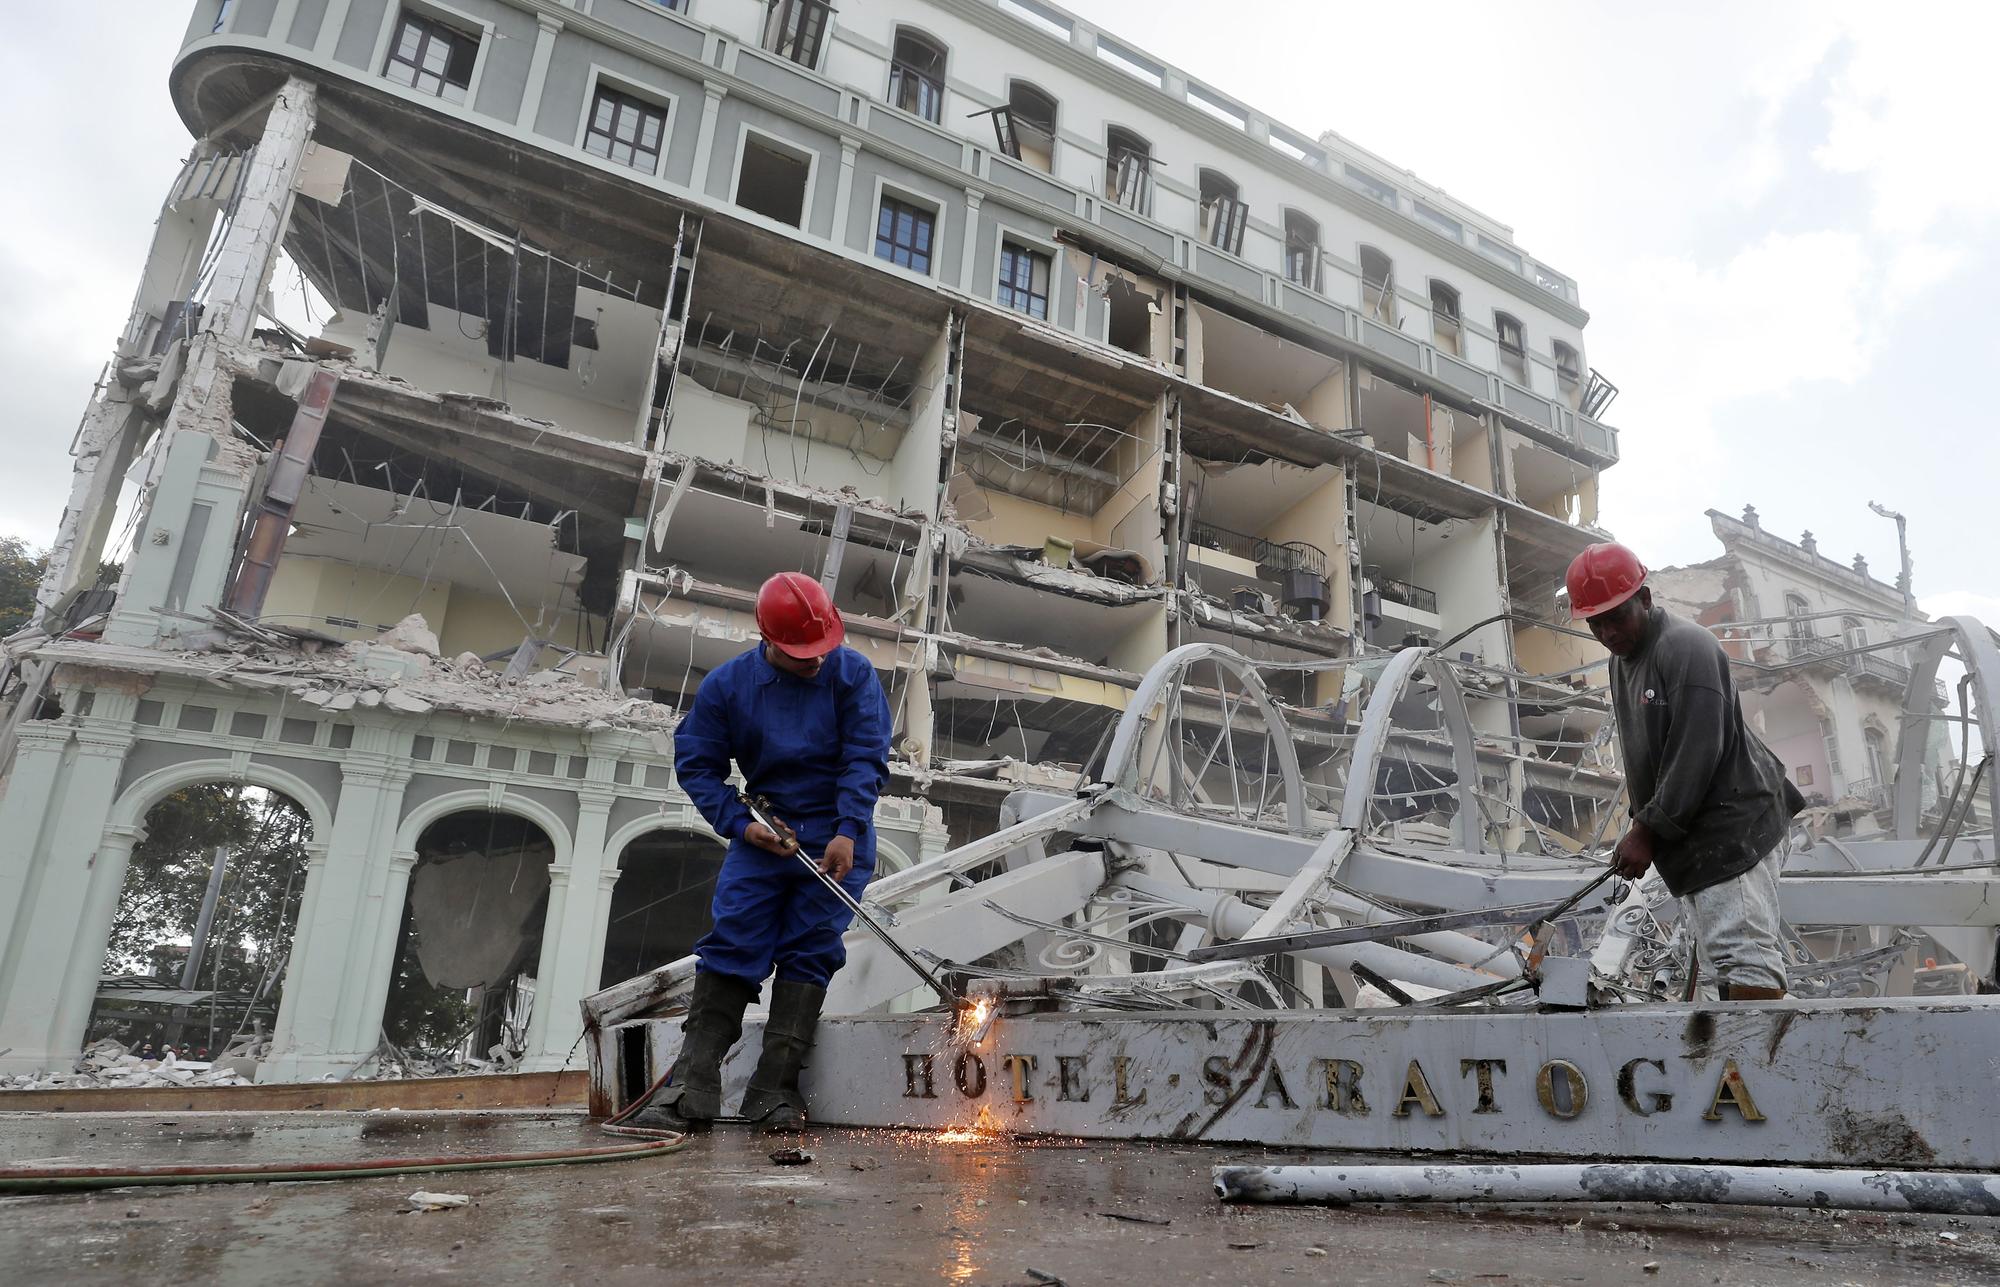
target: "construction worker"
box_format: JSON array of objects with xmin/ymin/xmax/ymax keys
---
[
  {"xmin": 631, "ymin": 572, "xmax": 890, "ymax": 1134},
  {"xmin": 1569, "ymin": 542, "xmax": 1805, "ymax": 1000}
]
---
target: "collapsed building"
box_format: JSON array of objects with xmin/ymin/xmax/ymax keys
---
[{"xmin": 5, "ymin": 0, "xmax": 1816, "ymax": 1087}]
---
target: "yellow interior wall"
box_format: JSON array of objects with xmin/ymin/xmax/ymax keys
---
[
  {"xmin": 1090, "ymin": 404, "xmax": 1164, "ymax": 568},
  {"xmin": 1263, "ymin": 468, "xmax": 1352, "ymax": 705},
  {"xmin": 438, "ymin": 584, "xmax": 586, "ymax": 661},
  {"xmin": 1298, "ymin": 363, "xmax": 1349, "ymax": 431},
  {"xmin": 1513, "ymin": 622, "xmax": 1604, "ymax": 678},
  {"xmin": 1105, "ymin": 601, "xmax": 1169, "ymax": 674},
  {"xmin": 261, "ymin": 555, "xmax": 452, "ymax": 642},
  {"xmin": 1455, "ymin": 420, "xmax": 1496, "ymax": 492},
  {"xmin": 964, "ymin": 489, "xmax": 1097, "ymax": 549}
]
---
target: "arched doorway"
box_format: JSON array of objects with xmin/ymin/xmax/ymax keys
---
[
  {"xmin": 382, "ymin": 811, "xmax": 556, "ymax": 1065},
  {"xmin": 599, "ymin": 829, "xmax": 727, "ymax": 990},
  {"xmin": 92, "ymin": 783, "xmax": 313, "ymax": 1062}
]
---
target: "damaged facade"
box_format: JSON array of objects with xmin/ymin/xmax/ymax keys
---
[
  {"xmin": 0, "ymin": 0, "xmax": 1622, "ymax": 1080},
  {"xmin": 1651, "ymin": 507, "xmax": 1961, "ymax": 836}
]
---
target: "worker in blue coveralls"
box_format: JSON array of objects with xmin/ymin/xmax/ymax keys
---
[{"xmin": 631, "ymin": 571, "xmax": 890, "ymax": 1135}]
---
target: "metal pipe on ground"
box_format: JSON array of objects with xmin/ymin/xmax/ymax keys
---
[{"xmin": 1212, "ymin": 1163, "xmax": 2000, "ymax": 1216}]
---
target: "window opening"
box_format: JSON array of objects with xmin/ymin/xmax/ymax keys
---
[
  {"xmin": 763, "ymin": 0, "xmax": 833, "ymax": 69},
  {"xmin": 875, "ymin": 196, "xmax": 935, "ymax": 273},
  {"xmin": 584, "ymin": 86, "xmax": 667, "ymax": 173},
  {"xmin": 998, "ymin": 242, "xmax": 1050, "ymax": 319},
  {"xmin": 888, "ymin": 28, "xmax": 947, "ymax": 123},
  {"xmin": 384, "ymin": 9, "xmax": 479, "ymax": 104}
]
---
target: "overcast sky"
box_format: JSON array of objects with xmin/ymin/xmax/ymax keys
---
[{"xmin": 4, "ymin": 2, "xmax": 1996, "ymax": 623}]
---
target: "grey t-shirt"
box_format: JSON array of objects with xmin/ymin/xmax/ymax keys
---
[{"xmin": 1610, "ymin": 606, "xmax": 1806, "ymax": 896}]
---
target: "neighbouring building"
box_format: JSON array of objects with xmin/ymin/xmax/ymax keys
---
[
  {"xmin": 1651, "ymin": 506, "xmax": 1956, "ymax": 834},
  {"xmin": 0, "ymin": 0, "xmax": 1622, "ymax": 1080}
]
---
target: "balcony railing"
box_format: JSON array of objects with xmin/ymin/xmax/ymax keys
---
[
  {"xmin": 1849, "ymin": 651, "xmax": 1913, "ymax": 688},
  {"xmin": 1785, "ymin": 632, "xmax": 1842, "ymax": 663},
  {"xmin": 1365, "ymin": 568, "xmax": 1438, "ymax": 616},
  {"xmin": 1189, "ymin": 522, "xmax": 1327, "ymax": 578}
]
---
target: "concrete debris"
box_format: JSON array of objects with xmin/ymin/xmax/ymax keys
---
[
  {"xmin": 377, "ymin": 613, "xmax": 442, "ymax": 657},
  {"xmin": 769, "ymin": 1148, "xmax": 814, "ymax": 1166},
  {"xmin": 0, "ymin": 1038, "xmax": 253, "ymax": 1091},
  {"xmin": 27, "ymin": 611, "xmax": 678, "ymax": 735},
  {"xmin": 407, "ymin": 1191, "xmax": 471, "ymax": 1211}
]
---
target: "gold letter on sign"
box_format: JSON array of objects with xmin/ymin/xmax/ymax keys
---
[
  {"xmin": 1459, "ymin": 1058, "xmax": 1508, "ymax": 1114},
  {"xmin": 1536, "ymin": 1060, "xmax": 1589, "ymax": 1119},
  {"xmin": 1003, "ymin": 1053, "xmax": 1038, "ymax": 1103},
  {"xmin": 1056, "ymin": 1054, "xmax": 1089, "ymax": 1103},
  {"xmin": 1702, "ymin": 1057, "xmax": 1767, "ymax": 1123},
  {"xmin": 1316, "ymin": 1059, "xmax": 1367, "ymax": 1115},
  {"xmin": 1392, "ymin": 1060, "xmax": 1445, "ymax": 1118},
  {"xmin": 954, "ymin": 1050, "xmax": 987, "ymax": 1099}
]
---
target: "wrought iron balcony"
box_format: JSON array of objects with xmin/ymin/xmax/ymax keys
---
[
  {"xmin": 1365, "ymin": 567, "xmax": 1439, "ymax": 616},
  {"xmin": 1189, "ymin": 522, "xmax": 1327, "ymax": 578}
]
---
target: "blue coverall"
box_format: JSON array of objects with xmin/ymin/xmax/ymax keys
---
[{"xmin": 673, "ymin": 643, "xmax": 892, "ymax": 989}]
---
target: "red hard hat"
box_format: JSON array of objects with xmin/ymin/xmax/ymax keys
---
[
  {"xmin": 1566, "ymin": 542, "xmax": 1648, "ymax": 620},
  {"xmin": 755, "ymin": 572, "xmax": 846, "ymax": 658}
]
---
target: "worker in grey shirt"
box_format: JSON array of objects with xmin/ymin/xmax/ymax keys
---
[{"xmin": 1569, "ymin": 542, "xmax": 1806, "ymax": 1000}]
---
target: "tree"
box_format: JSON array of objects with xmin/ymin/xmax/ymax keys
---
[
  {"xmin": 99, "ymin": 785, "xmax": 471, "ymax": 1059},
  {"xmin": 0, "ymin": 537, "xmax": 46, "ymax": 636}
]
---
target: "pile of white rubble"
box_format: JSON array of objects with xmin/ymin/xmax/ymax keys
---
[{"xmin": 0, "ymin": 1038, "xmax": 257, "ymax": 1091}]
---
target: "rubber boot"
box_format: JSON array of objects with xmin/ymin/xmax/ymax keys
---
[
  {"xmin": 1718, "ymin": 983, "xmax": 1787, "ymax": 1001},
  {"xmin": 738, "ymin": 979, "xmax": 827, "ymax": 1134},
  {"xmin": 627, "ymin": 971, "xmax": 757, "ymax": 1133}
]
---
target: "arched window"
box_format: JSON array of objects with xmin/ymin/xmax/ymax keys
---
[
  {"xmin": 1104, "ymin": 126, "xmax": 1152, "ymax": 213},
  {"xmin": 1494, "ymin": 311, "xmax": 1526, "ymax": 381},
  {"xmin": 1552, "ymin": 339, "xmax": 1581, "ymax": 385},
  {"xmin": 1199, "ymin": 169, "xmax": 1245, "ymax": 255},
  {"xmin": 1429, "ymin": 280, "xmax": 1461, "ymax": 353},
  {"xmin": 1283, "ymin": 211, "xmax": 1321, "ymax": 290},
  {"xmin": 888, "ymin": 28, "xmax": 947, "ymax": 123},
  {"xmin": 1359, "ymin": 246, "xmax": 1395, "ymax": 324},
  {"xmin": 1785, "ymin": 593, "xmax": 1813, "ymax": 641},
  {"xmin": 993, "ymin": 80, "xmax": 1057, "ymax": 172},
  {"xmin": 1864, "ymin": 726, "xmax": 1889, "ymax": 790}
]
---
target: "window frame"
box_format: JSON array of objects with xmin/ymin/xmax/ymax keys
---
[
  {"xmin": 1103, "ymin": 125, "xmax": 1154, "ymax": 216},
  {"xmin": 873, "ymin": 190, "xmax": 941, "ymax": 277},
  {"xmin": 762, "ymin": 0, "xmax": 835, "ymax": 72},
  {"xmin": 887, "ymin": 26, "xmax": 949, "ymax": 125},
  {"xmin": 1551, "ymin": 338, "xmax": 1582, "ymax": 385},
  {"xmin": 996, "ymin": 238, "xmax": 1053, "ymax": 320},
  {"xmin": 729, "ymin": 123, "xmax": 818, "ymax": 229},
  {"xmin": 1282, "ymin": 210, "xmax": 1321, "ymax": 292},
  {"xmin": 992, "ymin": 79, "xmax": 1058, "ymax": 169},
  {"xmin": 1494, "ymin": 311, "xmax": 1526, "ymax": 357},
  {"xmin": 378, "ymin": 3, "xmax": 489, "ymax": 107},
  {"xmin": 1198, "ymin": 168, "xmax": 1246, "ymax": 257},
  {"xmin": 579, "ymin": 77, "xmax": 674, "ymax": 177},
  {"xmin": 1358, "ymin": 245, "xmax": 1396, "ymax": 324}
]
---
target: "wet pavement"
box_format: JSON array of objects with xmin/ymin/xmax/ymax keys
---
[{"xmin": 3, "ymin": 1110, "xmax": 1999, "ymax": 1284}]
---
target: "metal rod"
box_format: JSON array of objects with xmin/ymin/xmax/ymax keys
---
[
  {"xmin": 1213, "ymin": 1163, "xmax": 2000, "ymax": 1216},
  {"xmin": 1189, "ymin": 898, "xmax": 1563, "ymax": 963},
  {"xmin": 739, "ymin": 794, "xmax": 969, "ymax": 1011}
]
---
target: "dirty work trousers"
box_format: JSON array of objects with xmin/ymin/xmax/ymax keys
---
[
  {"xmin": 1686, "ymin": 842, "xmax": 1788, "ymax": 993},
  {"xmin": 693, "ymin": 818, "xmax": 873, "ymax": 989}
]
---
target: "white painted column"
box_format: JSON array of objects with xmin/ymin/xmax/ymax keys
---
[
  {"xmin": 261, "ymin": 748, "xmax": 410, "ymax": 1081},
  {"xmin": 689, "ymin": 82, "xmax": 728, "ymax": 197},
  {"xmin": 519, "ymin": 14, "xmax": 563, "ymax": 134},
  {"xmin": 521, "ymin": 788, "xmax": 616, "ymax": 1070},
  {"xmin": 959, "ymin": 189, "xmax": 984, "ymax": 293},
  {"xmin": 205, "ymin": 77, "xmax": 318, "ymax": 344},
  {"xmin": 831, "ymin": 137, "xmax": 860, "ymax": 245},
  {"xmin": 0, "ymin": 721, "xmax": 134, "ymax": 1075},
  {"xmin": 342, "ymin": 849, "xmax": 419, "ymax": 1059},
  {"xmin": 46, "ymin": 823, "xmax": 148, "ymax": 1063},
  {"xmin": 314, "ymin": 0, "xmax": 352, "ymax": 58}
]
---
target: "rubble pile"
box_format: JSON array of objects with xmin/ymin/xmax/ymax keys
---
[
  {"xmin": 193, "ymin": 612, "xmax": 681, "ymax": 735},
  {"xmin": 0, "ymin": 1038, "xmax": 254, "ymax": 1091}
]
